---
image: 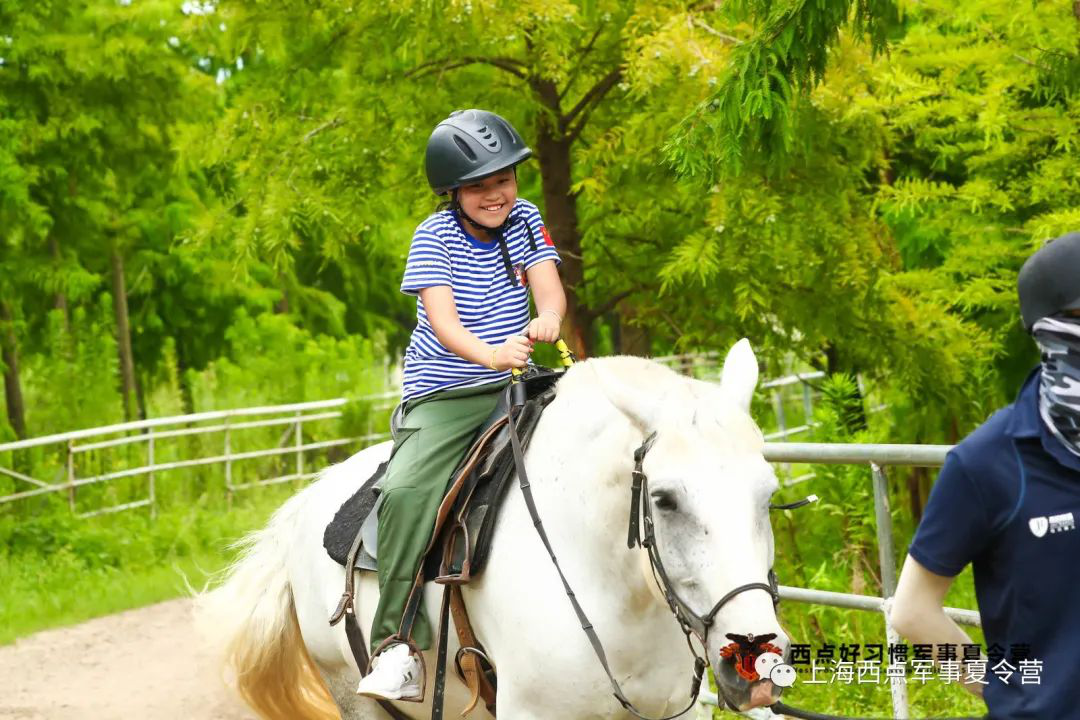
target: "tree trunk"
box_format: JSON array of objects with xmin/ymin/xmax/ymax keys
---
[
  {"xmin": 615, "ymin": 300, "xmax": 651, "ymax": 355},
  {"xmin": 533, "ymin": 79, "xmax": 592, "ymax": 358},
  {"xmin": 48, "ymin": 234, "xmax": 71, "ymax": 334},
  {"xmin": 0, "ymin": 301, "xmax": 27, "ymax": 439},
  {"xmin": 135, "ymin": 368, "xmax": 148, "ymax": 421},
  {"xmin": 274, "ymin": 272, "xmax": 290, "ymax": 314},
  {"xmin": 174, "ymin": 334, "xmax": 195, "ymax": 415},
  {"xmin": 907, "ymin": 466, "xmax": 927, "ymax": 523},
  {"xmin": 111, "ymin": 249, "xmax": 138, "ymax": 422}
]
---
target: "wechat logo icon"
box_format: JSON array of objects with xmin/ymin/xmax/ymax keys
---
[{"xmin": 755, "ymin": 652, "xmax": 798, "ymax": 688}]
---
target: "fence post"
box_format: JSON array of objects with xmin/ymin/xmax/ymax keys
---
[
  {"xmin": 872, "ymin": 462, "xmax": 909, "ymax": 719},
  {"xmin": 773, "ymin": 388, "xmax": 787, "ymax": 432},
  {"xmin": 147, "ymin": 428, "xmax": 156, "ymax": 520},
  {"xmin": 773, "ymin": 388, "xmax": 791, "ymax": 479},
  {"xmin": 295, "ymin": 410, "xmax": 303, "ymax": 481},
  {"xmin": 802, "ymin": 381, "xmax": 814, "ymax": 425},
  {"xmin": 224, "ymin": 418, "xmax": 233, "ymax": 509},
  {"xmin": 66, "ymin": 439, "xmax": 76, "ymax": 512}
]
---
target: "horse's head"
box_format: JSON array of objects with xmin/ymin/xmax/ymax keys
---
[{"xmin": 591, "ymin": 340, "xmax": 789, "ymax": 711}]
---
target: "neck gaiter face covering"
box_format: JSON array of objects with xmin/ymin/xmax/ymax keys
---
[{"xmin": 1033, "ymin": 316, "xmax": 1080, "ymax": 458}]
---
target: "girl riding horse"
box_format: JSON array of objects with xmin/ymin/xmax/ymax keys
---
[{"xmin": 356, "ymin": 109, "xmax": 567, "ymax": 701}]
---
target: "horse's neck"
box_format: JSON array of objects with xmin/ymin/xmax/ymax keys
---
[{"xmin": 520, "ymin": 399, "xmax": 658, "ymax": 614}]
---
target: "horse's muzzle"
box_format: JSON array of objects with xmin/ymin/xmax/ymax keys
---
[{"xmin": 713, "ymin": 648, "xmax": 786, "ymax": 710}]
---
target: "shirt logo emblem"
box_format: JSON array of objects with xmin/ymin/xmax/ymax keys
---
[
  {"xmin": 540, "ymin": 225, "xmax": 555, "ymax": 247},
  {"xmin": 1028, "ymin": 512, "xmax": 1075, "ymax": 538}
]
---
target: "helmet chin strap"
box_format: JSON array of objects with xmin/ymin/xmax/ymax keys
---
[{"xmin": 450, "ymin": 190, "xmax": 518, "ymax": 287}]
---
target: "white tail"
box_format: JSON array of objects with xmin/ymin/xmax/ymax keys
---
[{"xmin": 197, "ymin": 493, "xmax": 338, "ymax": 720}]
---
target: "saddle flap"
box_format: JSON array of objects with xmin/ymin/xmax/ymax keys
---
[
  {"xmin": 360, "ymin": 493, "xmax": 383, "ymax": 559},
  {"xmin": 323, "ymin": 460, "xmax": 387, "ymax": 566}
]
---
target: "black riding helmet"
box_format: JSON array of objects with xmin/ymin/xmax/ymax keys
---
[
  {"xmin": 425, "ymin": 109, "xmax": 532, "ymax": 195},
  {"xmin": 1017, "ymin": 232, "xmax": 1080, "ymax": 331}
]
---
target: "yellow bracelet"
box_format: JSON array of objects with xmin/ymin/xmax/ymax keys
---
[{"xmin": 490, "ymin": 348, "xmax": 499, "ymax": 371}]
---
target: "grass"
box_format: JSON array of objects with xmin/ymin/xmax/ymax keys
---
[{"xmin": 0, "ymin": 486, "xmax": 294, "ymax": 646}]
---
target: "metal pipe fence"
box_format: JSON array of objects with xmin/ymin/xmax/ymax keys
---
[
  {"xmin": 0, "ymin": 393, "xmax": 400, "ymax": 516},
  {"xmin": 0, "ymin": 357, "xmax": 823, "ymax": 515},
  {"xmin": 697, "ymin": 443, "xmax": 978, "ymax": 720}
]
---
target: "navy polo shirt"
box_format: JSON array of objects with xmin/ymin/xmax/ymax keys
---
[{"xmin": 909, "ymin": 369, "xmax": 1080, "ymax": 719}]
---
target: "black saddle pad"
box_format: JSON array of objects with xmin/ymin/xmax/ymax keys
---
[{"xmin": 323, "ymin": 460, "xmax": 386, "ymax": 566}]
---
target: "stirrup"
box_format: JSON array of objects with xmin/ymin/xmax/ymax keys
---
[
  {"xmin": 435, "ymin": 519, "xmax": 472, "ymax": 585},
  {"xmin": 369, "ymin": 635, "xmax": 428, "ymax": 703}
]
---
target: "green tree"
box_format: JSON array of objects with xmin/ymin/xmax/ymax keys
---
[
  {"xmin": 2, "ymin": 0, "xmax": 217, "ymax": 423},
  {"xmin": 183, "ymin": 1, "xmax": 767, "ymax": 356}
]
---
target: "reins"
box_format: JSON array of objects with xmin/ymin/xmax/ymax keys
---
[
  {"xmin": 500, "ymin": 344, "xmax": 779, "ymax": 718},
  {"xmin": 505, "ymin": 379, "xmax": 708, "ymax": 720},
  {"xmin": 500, "ymin": 346, "xmax": 984, "ymax": 720}
]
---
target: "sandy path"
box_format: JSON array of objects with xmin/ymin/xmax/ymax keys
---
[{"xmin": 0, "ymin": 598, "xmax": 257, "ymax": 720}]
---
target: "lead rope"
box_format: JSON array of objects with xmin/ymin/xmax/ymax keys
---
[{"xmin": 505, "ymin": 384, "xmax": 706, "ymax": 720}]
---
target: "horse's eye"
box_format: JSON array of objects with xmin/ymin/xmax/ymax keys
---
[{"xmin": 652, "ymin": 490, "xmax": 678, "ymax": 512}]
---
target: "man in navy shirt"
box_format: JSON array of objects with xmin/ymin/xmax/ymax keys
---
[{"xmin": 892, "ymin": 232, "xmax": 1080, "ymax": 719}]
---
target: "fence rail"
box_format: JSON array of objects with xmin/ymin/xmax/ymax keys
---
[
  {"xmin": 0, "ymin": 393, "xmax": 401, "ymax": 515},
  {"xmin": 0, "ymin": 357, "xmax": 823, "ymax": 514},
  {"xmin": 696, "ymin": 443, "xmax": 975, "ymax": 720}
]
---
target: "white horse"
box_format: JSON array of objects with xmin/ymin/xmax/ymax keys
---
[{"xmin": 198, "ymin": 340, "xmax": 789, "ymax": 720}]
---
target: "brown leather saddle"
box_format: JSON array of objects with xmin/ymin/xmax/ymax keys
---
[{"xmin": 324, "ymin": 367, "xmax": 563, "ymax": 718}]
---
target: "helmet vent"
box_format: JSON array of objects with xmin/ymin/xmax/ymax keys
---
[{"xmin": 453, "ymin": 135, "xmax": 478, "ymax": 162}]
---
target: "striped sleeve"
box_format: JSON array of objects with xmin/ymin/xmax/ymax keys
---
[
  {"xmin": 519, "ymin": 204, "xmax": 562, "ymax": 270},
  {"xmin": 400, "ymin": 224, "xmax": 452, "ymax": 296}
]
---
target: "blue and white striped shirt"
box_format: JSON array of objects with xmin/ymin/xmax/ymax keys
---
[{"xmin": 400, "ymin": 199, "xmax": 561, "ymax": 401}]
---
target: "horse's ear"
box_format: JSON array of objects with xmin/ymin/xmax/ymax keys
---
[
  {"xmin": 719, "ymin": 338, "xmax": 759, "ymax": 413},
  {"xmin": 591, "ymin": 361, "xmax": 661, "ymax": 433}
]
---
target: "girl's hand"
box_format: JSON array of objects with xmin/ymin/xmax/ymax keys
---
[
  {"xmin": 493, "ymin": 336, "xmax": 533, "ymax": 370},
  {"xmin": 527, "ymin": 312, "xmax": 561, "ymax": 344}
]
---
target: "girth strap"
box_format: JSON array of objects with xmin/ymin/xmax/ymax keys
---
[{"xmin": 432, "ymin": 584, "xmax": 453, "ymax": 720}]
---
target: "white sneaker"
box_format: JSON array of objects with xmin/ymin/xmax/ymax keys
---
[{"xmin": 356, "ymin": 643, "xmax": 423, "ymax": 701}]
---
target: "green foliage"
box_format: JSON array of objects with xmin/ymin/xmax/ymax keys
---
[
  {"xmin": 669, "ymin": 0, "xmax": 902, "ymax": 178},
  {"xmin": 762, "ymin": 373, "xmax": 988, "ymax": 717},
  {"xmin": 22, "ymin": 304, "xmax": 121, "ymax": 434},
  {"xmin": 0, "ymin": 486, "xmax": 291, "ymax": 645},
  {"xmin": 188, "ymin": 309, "xmax": 389, "ymax": 410}
]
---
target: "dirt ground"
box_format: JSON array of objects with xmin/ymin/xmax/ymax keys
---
[{"xmin": 0, "ymin": 598, "xmax": 257, "ymax": 720}]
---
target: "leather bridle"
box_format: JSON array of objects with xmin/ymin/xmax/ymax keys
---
[
  {"xmin": 507, "ymin": 393, "xmax": 781, "ymax": 719},
  {"xmin": 629, "ymin": 431, "xmax": 781, "ymax": 649},
  {"xmin": 500, "ymin": 365, "xmax": 988, "ymax": 720}
]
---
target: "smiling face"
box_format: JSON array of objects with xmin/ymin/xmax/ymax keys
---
[{"xmin": 456, "ymin": 168, "xmax": 517, "ymax": 232}]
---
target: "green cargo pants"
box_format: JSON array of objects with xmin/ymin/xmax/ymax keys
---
[{"xmin": 370, "ymin": 378, "xmax": 510, "ymax": 653}]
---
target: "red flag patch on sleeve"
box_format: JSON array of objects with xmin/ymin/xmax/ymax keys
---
[{"xmin": 540, "ymin": 225, "xmax": 555, "ymax": 247}]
